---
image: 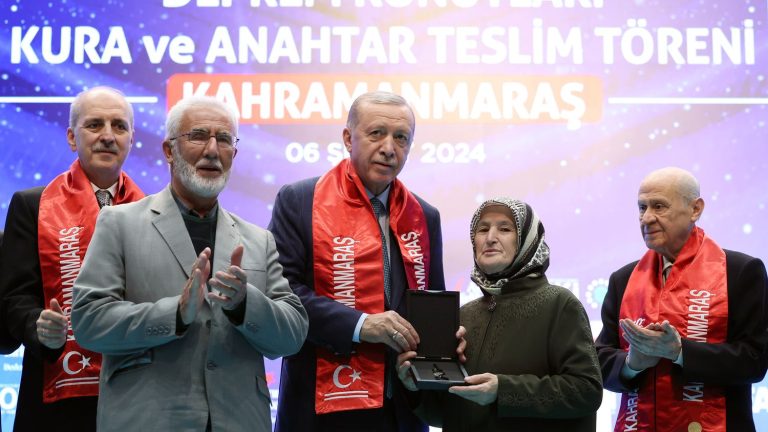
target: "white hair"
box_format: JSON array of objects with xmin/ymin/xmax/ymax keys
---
[
  {"xmin": 346, "ymin": 91, "xmax": 415, "ymax": 140},
  {"xmin": 165, "ymin": 96, "xmax": 238, "ymax": 141},
  {"xmin": 69, "ymin": 86, "xmax": 134, "ymax": 129}
]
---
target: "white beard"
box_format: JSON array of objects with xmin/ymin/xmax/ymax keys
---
[{"xmin": 171, "ymin": 144, "xmax": 229, "ymax": 198}]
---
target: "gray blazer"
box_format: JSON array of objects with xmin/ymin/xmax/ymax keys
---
[{"xmin": 72, "ymin": 186, "xmax": 308, "ymax": 432}]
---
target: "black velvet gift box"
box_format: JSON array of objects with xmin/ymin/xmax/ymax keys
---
[{"xmin": 406, "ymin": 290, "xmax": 468, "ymax": 390}]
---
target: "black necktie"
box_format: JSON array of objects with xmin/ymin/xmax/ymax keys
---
[
  {"xmin": 95, "ymin": 189, "xmax": 112, "ymax": 209},
  {"xmin": 662, "ymin": 264, "xmax": 672, "ymax": 286}
]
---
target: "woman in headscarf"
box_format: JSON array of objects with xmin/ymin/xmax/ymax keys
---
[{"xmin": 397, "ymin": 197, "xmax": 602, "ymax": 431}]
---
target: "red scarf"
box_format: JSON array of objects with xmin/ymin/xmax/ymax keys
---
[
  {"xmin": 38, "ymin": 160, "xmax": 144, "ymax": 403},
  {"xmin": 312, "ymin": 159, "xmax": 430, "ymax": 414},
  {"xmin": 616, "ymin": 227, "xmax": 728, "ymax": 432}
]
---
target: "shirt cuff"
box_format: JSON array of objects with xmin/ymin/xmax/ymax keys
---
[
  {"xmin": 674, "ymin": 348, "xmax": 684, "ymax": 366},
  {"xmin": 353, "ymin": 313, "xmax": 368, "ymax": 343},
  {"xmin": 621, "ymin": 356, "xmax": 644, "ymax": 380}
]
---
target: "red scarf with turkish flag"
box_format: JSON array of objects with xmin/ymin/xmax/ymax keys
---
[
  {"xmin": 312, "ymin": 158, "xmax": 430, "ymax": 414},
  {"xmin": 38, "ymin": 160, "xmax": 144, "ymax": 403},
  {"xmin": 616, "ymin": 227, "xmax": 728, "ymax": 432}
]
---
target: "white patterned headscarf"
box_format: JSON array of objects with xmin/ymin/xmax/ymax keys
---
[{"xmin": 469, "ymin": 197, "xmax": 550, "ymax": 295}]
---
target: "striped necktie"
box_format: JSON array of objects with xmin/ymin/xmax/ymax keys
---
[
  {"xmin": 95, "ymin": 189, "xmax": 112, "ymax": 209},
  {"xmin": 370, "ymin": 197, "xmax": 391, "ymax": 305},
  {"xmin": 372, "ymin": 196, "xmax": 396, "ymax": 398}
]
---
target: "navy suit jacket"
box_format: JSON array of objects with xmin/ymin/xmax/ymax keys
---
[
  {"xmin": 269, "ymin": 177, "xmax": 445, "ymax": 432},
  {"xmin": 595, "ymin": 250, "xmax": 768, "ymax": 431}
]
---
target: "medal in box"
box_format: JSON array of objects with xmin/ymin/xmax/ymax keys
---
[{"xmin": 406, "ymin": 290, "xmax": 468, "ymax": 390}]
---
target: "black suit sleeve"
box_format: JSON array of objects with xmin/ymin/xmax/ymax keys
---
[
  {"xmin": 681, "ymin": 254, "xmax": 768, "ymax": 385},
  {"xmin": 595, "ymin": 261, "xmax": 643, "ymax": 393},
  {"xmin": 0, "ymin": 189, "xmax": 62, "ymax": 362},
  {"xmin": 0, "ymin": 228, "xmax": 19, "ymax": 354}
]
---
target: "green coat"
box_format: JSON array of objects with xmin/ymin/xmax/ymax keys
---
[{"xmin": 414, "ymin": 275, "xmax": 602, "ymax": 431}]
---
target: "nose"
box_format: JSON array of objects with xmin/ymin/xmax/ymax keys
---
[
  {"xmin": 379, "ymin": 136, "xmax": 395, "ymax": 158},
  {"xmin": 640, "ymin": 208, "xmax": 655, "ymax": 225},
  {"xmin": 202, "ymin": 135, "xmax": 220, "ymax": 158},
  {"xmin": 100, "ymin": 124, "xmax": 116, "ymax": 145},
  {"xmin": 485, "ymin": 228, "xmax": 499, "ymax": 244}
]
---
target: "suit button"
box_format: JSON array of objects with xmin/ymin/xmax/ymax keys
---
[{"xmin": 207, "ymin": 361, "xmax": 217, "ymax": 370}]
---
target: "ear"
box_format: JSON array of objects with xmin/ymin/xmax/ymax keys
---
[
  {"xmin": 162, "ymin": 140, "xmax": 174, "ymax": 164},
  {"xmin": 66, "ymin": 128, "xmax": 77, "ymax": 152},
  {"xmin": 343, "ymin": 128, "xmax": 352, "ymax": 153},
  {"xmin": 690, "ymin": 197, "xmax": 705, "ymax": 222},
  {"xmin": 232, "ymin": 147, "xmax": 238, "ymax": 159}
]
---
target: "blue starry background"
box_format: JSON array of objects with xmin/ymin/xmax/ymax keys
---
[{"xmin": 2, "ymin": 0, "xmax": 768, "ymax": 430}]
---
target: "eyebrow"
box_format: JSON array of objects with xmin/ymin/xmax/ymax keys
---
[
  {"xmin": 82, "ymin": 116, "xmax": 129, "ymax": 123},
  {"xmin": 478, "ymin": 220, "xmax": 514, "ymax": 226}
]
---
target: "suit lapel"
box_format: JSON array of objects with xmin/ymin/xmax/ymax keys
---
[
  {"xmin": 213, "ymin": 206, "xmax": 239, "ymax": 274},
  {"xmin": 388, "ymin": 233, "xmax": 407, "ymax": 311},
  {"xmin": 150, "ymin": 186, "xmax": 197, "ymax": 279}
]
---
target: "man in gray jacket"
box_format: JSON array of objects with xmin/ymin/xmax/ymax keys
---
[{"xmin": 72, "ymin": 96, "xmax": 308, "ymax": 432}]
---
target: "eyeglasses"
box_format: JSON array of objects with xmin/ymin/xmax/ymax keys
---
[{"xmin": 169, "ymin": 129, "xmax": 239, "ymax": 149}]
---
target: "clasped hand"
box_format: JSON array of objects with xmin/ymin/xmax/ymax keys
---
[
  {"xmin": 179, "ymin": 245, "xmax": 248, "ymax": 326},
  {"xmin": 620, "ymin": 318, "xmax": 682, "ymax": 370}
]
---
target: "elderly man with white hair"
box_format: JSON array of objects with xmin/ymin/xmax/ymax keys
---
[
  {"xmin": 596, "ymin": 167, "xmax": 768, "ymax": 432},
  {"xmin": 72, "ymin": 96, "xmax": 308, "ymax": 432}
]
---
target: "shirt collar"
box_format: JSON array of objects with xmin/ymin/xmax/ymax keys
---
[
  {"xmin": 169, "ymin": 187, "xmax": 218, "ymax": 219},
  {"xmin": 662, "ymin": 256, "xmax": 674, "ymax": 273},
  {"xmin": 90, "ymin": 182, "xmax": 118, "ymax": 197},
  {"xmin": 365, "ymin": 185, "xmax": 391, "ymax": 210}
]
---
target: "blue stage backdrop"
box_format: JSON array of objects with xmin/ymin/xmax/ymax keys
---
[{"xmin": 2, "ymin": 0, "xmax": 768, "ymax": 430}]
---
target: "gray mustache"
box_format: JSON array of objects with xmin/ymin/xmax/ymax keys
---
[
  {"xmin": 196, "ymin": 162, "xmax": 223, "ymax": 170},
  {"xmin": 92, "ymin": 146, "xmax": 118, "ymax": 154}
]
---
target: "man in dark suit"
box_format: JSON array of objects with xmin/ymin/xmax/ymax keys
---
[
  {"xmin": 270, "ymin": 91, "xmax": 445, "ymax": 432},
  {"xmin": 595, "ymin": 167, "xmax": 768, "ymax": 432},
  {"xmin": 0, "ymin": 229, "xmax": 16, "ymax": 351},
  {"xmin": 0, "ymin": 229, "xmax": 4, "ymax": 432},
  {"xmin": 0, "ymin": 87, "xmax": 144, "ymax": 431},
  {"xmin": 0, "ymin": 229, "xmax": 16, "ymax": 359}
]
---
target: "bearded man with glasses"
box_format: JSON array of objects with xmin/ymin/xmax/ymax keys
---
[{"xmin": 71, "ymin": 96, "xmax": 308, "ymax": 432}]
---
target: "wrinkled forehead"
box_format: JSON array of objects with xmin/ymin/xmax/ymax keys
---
[
  {"xmin": 638, "ymin": 178, "xmax": 682, "ymax": 203},
  {"xmin": 358, "ymin": 102, "xmax": 414, "ymax": 129},
  {"xmin": 79, "ymin": 92, "xmax": 132, "ymax": 120},
  {"xmin": 181, "ymin": 106, "xmax": 236, "ymax": 131},
  {"xmin": 476, "ymin": 205, "xmax": 516, "ymax": 228}
]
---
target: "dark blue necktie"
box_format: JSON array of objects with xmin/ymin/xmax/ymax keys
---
[
  {"xmin": 372, "ymin": 197, "xmax": 395, "ymax": 398},
  {"xmin": 370, "ymin": 197, "xmax": 391, "ymax": 305}
]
